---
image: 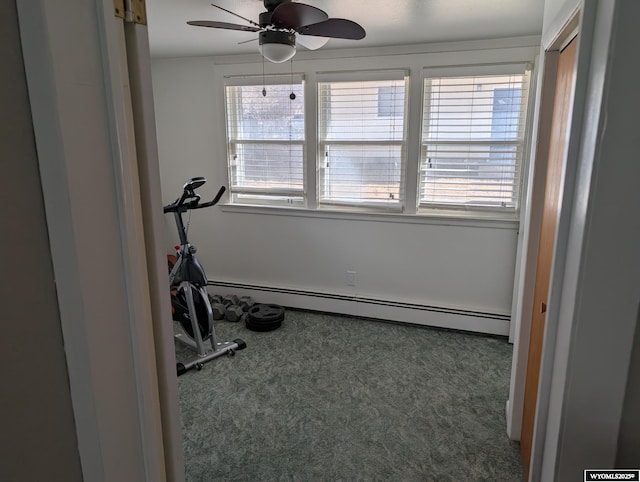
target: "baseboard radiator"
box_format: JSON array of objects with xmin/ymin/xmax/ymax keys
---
[{"xmin": 207, "ymin": 280, "xmax": 510, "ymax": 336}]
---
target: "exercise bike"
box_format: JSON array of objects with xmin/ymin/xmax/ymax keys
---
[{"xmin": 163, "ymin": 177, "xmax": 246, "ymax": 375}]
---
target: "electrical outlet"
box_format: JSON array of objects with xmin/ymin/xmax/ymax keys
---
[{"xmin": 346, "ymin": 270, "xmax": 357, "ymax": 286}]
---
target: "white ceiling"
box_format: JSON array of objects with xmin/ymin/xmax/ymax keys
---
[{"xmin": 147, "ymin": 0, "xmax": 544, "ymax": 59}]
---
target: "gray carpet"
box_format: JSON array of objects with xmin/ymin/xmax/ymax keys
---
[{"xmin": 175, "ymin": 309, "xmax": 522, "ymax": 481}]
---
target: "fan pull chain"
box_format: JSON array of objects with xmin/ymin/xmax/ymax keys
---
[
  {"xmin": 262, "ymin": 55, "xmax": 266, "ymax": 97},
  {"xmin": 289, "ymin": 59, "xmax": 293, "ymax": 185},
  {"xmin": 289, "ymin": 59, "xmax": 296, "ymax": 100}
]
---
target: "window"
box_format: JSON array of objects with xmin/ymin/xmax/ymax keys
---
[
  {"xmin": 317, "ymin": 71, "xmax": 407, "ymax": 209},
  {"xmin": 225, "ymin": 75, "xmax": 305, "ymax": 205},
  {"xmin": 221, "ymin": 62, "xmax": 532, "ymax": 220},
  {"xmin": 419, "ymin": 67, "xmax": 530, "ymax": 212}
]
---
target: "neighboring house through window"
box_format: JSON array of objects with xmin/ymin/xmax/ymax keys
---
[{"xmin": 377, "ymin": 85, "xmax": 404, "ymax": 118}]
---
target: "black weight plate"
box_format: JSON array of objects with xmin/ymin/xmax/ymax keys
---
[
  {"xmin": 245, "ymin": 319, "xmax": 283, "ymax": 332},
  {"xmin": 247, "ymin": 312, "xmax": 284, "ymax": 325},
  {"xmin": 247, "ymin": 304, "xmax": 285, "ymax": 323},
  {"xmin": 245, "ymin": 312, "xmax": 283, "ymax": 332},
  {"xmin": 246, "ymin": 316, "xmax": 283, "ymax": 329}
]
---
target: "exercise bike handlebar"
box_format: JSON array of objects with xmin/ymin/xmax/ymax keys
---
[
  {"xmin": 163, "ymin": 185, "xmax": 226, "ymax": 214},
  {"xmin": 197, "ymin": 185, "xmax": 226, "ymax": 208}
]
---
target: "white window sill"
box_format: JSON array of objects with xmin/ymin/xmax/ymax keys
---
[{"xmin": 220, "ymin": 203, "xmax": 519, "ymax": 230}]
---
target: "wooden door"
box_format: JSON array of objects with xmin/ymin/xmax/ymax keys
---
[{"xmin": 520, "ymin": 37, "xmax": 577, "ymax": 478}]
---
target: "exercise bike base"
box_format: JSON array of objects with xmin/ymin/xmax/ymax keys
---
[{"xmin": 176, "ymin": 338, "xmax": 247, "ymax": 376}]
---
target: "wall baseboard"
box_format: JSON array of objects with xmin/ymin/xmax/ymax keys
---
[{"xmin": 207, "ymin": 280, "xmax": 511, "ymax": 336}]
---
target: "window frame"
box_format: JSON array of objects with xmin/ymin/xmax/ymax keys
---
[
  {"xmin": 316, "ymin": 70, "xmax": 409, "ymax": 211},
  {"xmin": 417, "ymin": 64, "xmax": 532, "ymax": 215},
  {"xmin": 224, "ymin": 74, "xmax": 307, "ymax": 207},
  {"xmin": 216, "ymin": 49, "xmax": 537, "ymax": 225}
]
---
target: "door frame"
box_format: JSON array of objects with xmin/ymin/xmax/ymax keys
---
[
  {"xmin": 506, "ymin": 3, "xmax": 581, "ymax": 444},
  {"xmin": 534, "ymin": 0, "xmax": 640, "ymax": 478},
  {"xmin": 508, "ymin": 0, "xmax": 638, "ymax": 480},
  {"xmin": 16, "ymin": 0, "xmax": 182, "ymax": 480}
]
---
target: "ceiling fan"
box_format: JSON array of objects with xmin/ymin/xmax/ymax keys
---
[{"xmin": 187, "ymin": 0, "xmax": 366, "ymax": 63}]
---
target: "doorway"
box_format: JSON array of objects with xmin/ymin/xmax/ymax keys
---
[{"xmin": 520, "ymin": 35, "xmax": 578, "ymax": 480}]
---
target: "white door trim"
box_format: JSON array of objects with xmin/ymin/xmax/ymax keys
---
[
  {"xmin": 506, "ymin": 3, "xmax": 581, "ymax": 444},
  {"xmin": 16, "ymin": 0, "xmax": 175, "ymax": 480}
]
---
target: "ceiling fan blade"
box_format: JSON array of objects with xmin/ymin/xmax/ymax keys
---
[
  {"xmin": 296, "ymin": 33, "xmax": 329, "ymax": 50},
  {"xmin": 297, "ymin": 18, "xmax": 366, "ymax": 40},
  {"xmin": 187, "ymin": 20, "xmax": 261, "ymax": 32},
  {"xmin": 271, "ymin": 2, "xmax": 328, "ymax": 29},
  {"xmin": 210, "ymin": 3, "xmax": 261, "ymax": 28}
]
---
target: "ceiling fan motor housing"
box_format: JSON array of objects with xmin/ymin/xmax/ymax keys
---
[
  {"xmin": 264, "ymin": 0, "xmax": 291, "ymax": 12},
  {"xmin": 259, "ymin": 29, "xmax": 295, "ymax": 47}
]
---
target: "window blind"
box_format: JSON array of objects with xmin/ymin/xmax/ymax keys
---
[
  {"xmin": 225, "ymin": 76, "xmax": 305, "ymax": 201},
  {"xmin": 419, "ymin": 70, "xmax": 530, "ymax": 210},
  {"xmin": 317, "ymin": 71, "xmax": 407, "ymax": 207}
]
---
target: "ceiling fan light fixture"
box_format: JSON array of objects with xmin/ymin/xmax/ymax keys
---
[
  {"xmin": 296, "ymin": 34, "xmax": 329, "ymax": 50},
  {"xmin": 259, "ymin": 30, "xmax": 296, "ymax": 63}
]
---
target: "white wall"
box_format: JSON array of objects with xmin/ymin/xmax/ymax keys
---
[{"xmin": 152, "ymin": 40, "xmax": 540, "ymax": 335}]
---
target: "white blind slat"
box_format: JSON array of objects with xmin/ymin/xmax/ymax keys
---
[
  {"xmin": 423, "ymin": 63, "xmax": 529, "ymax": 78},
  {"xmin": 317, "ymin": 69, "xmax": 407, "ymax": 83}
]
